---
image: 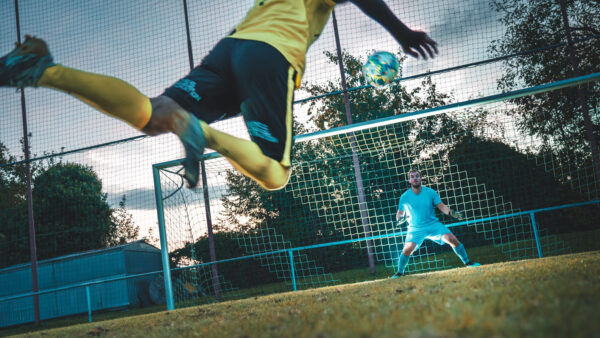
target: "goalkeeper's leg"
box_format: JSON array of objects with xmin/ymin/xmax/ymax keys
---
[
  {"xmin": 442, "ymin": 233, "xmax": 480, "ymax": 267},
  {"xmin": 391, "ymin": 242, "xmax": 417, "ymax": 279}
]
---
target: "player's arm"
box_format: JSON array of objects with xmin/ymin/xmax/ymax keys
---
[
  {"xmin": 344, "ymin": 0, "xmax": 438, "ymax": 59},
  {"xmin": 436, "ymin": 202, "xmax": 463, "ymax": 220}
]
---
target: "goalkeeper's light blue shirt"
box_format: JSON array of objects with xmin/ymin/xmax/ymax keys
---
[{"xmin": 398, "ymin": 186, "xmax": 442, "ymax": 228}]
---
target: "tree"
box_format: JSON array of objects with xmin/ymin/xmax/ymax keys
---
[
  {"xmin": 108, "ymin": 195, "xmax": 140, "ymax": 246},
  {"xmin": 0, "ymin": 150, "xmax": 140, "ymax": 268},
  {"xmin": 489, "ymin": 0, "xmax": 600, "ymax": 181},
  {"xmin": 0, "ymin": 136, "xmax": 61, "ymax": 267},
  {"xmin": 32, "ymin": 163, "xmax": 111, "ymax": 259},
  {"xmin": 448, "ymin": 136, "xmax": 600, "ymax": 234}
]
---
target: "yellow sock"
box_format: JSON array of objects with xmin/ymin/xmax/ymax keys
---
[{"xmin": 38, "ymin": 65, "xmax": 152, "ymax": 129}]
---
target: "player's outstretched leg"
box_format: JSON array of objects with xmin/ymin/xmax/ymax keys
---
[
  {"xmin": 0, "ymin": 36, "xmax": 206, "ymax": 187},
  {"xmin": 0, "ymin": 35, "xmax": 152, "ymax": 129},
  {"xmin": 1, "ymin": 36, "xmax": 286, "ymax": 190}
]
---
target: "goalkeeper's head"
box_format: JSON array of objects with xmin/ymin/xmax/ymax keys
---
[{"xmin": 407, "ymin": 169, "xmax": 422, "ymax": 188}]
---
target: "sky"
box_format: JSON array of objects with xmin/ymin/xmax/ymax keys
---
[{"xmin": 0, "ymin": 0, "xmax": 507, "ymax": 246}]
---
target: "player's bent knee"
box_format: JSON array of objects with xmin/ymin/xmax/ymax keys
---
[
  {"xmin": 260, "ymin": 174, "xmax": 290, "ymax": 191},
  {"xmin": 259, "ymin": 164, "xmax": 292, "ymax": 191}
]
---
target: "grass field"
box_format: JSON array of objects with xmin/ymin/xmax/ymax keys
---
[{"xmin": 3, "ymin": 250, "xmax": 599, "ymax": 337}]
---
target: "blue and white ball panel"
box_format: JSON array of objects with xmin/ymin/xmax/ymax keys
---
[{"xmin": 362, "ymin": 51, "xmax": 399, "ymax": 87}]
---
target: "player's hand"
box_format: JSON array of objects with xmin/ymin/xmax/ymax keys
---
[
  {"xmin": 449, "ymin": 210, "xmax": 464, "ymax": 220},
  {"xmin": 397, "ymin": 30, "xmax": 438, "ymax": 60}
]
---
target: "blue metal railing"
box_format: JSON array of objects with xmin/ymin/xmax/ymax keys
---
[{"xmin": 0, "ymin": 269, "xmax": 162, "ymax": 324}]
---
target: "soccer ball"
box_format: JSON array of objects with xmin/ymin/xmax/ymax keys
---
[{"xmin": 362, "ymin": 51, "xmax": 399, "ymax": 87}]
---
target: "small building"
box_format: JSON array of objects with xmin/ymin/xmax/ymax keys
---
[{"xmin": 0, "ymin": 240, "xmax": 162, "ymax": 327}]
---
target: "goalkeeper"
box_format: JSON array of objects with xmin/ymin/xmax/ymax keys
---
[{"xmin": 391, "ymin": 169, "xmax": 480, "ymax": 279}]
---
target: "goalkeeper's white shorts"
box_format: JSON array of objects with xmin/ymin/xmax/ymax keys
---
[{"xmin": 405, "ymin": 222, "xmax": 452, "ymax": 250}]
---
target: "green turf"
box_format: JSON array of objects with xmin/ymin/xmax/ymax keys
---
[{"xmin": 3, "ymin": 249, "xmax": 599, "ymax": 337}]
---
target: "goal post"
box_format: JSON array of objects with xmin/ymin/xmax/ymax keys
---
[{"xmin": 153, "ymin": 72, "xmax": 600, "ymax": 309}]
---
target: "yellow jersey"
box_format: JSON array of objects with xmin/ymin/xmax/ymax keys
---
[{"xmin": 229, "ymin": 0, "xmax": 337, "ymax": 88}]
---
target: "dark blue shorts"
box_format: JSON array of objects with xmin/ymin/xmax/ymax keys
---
[{"xmin": 163, "ymin": 38, "xmax": 296, "ymax": 166}]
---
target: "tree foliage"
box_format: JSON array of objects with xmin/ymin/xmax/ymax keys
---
[
  {"xmin": 32, "ymin": 163, "xmax": 115, "ymax": 258},
  {"xmin": 449, "ymin": 136, "xmax": 600, "ymax": 232},
  {"xmin": 489, "ymin": 0, "xmax": 600, "ymax": 155},
  {"xmin": 108, "ymin": 196, "xmax": 141, "ymax": 247},
  {"xmin": 0, "ymin": 143, "xmax": 139, "ymax": 268}
]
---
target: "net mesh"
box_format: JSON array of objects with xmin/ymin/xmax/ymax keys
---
[{"xmin": 155, "ymin": 77, "xmax": 599, "ymax": 305}]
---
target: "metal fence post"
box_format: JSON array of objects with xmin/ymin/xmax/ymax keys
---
[
  {"xmin": 529, "ymin": 213, "xmax": 543, "ymax": 258},
  {"xmin": 85, "ymin": 286, "xmax": 92, "ymax": 323},
  {"xmin": 331, "ymin": 9, "xmax": 377, "ymax": 275},
  {"xmin": 288, "ymin": 250, "xmax": 297, "ymax": 291}
]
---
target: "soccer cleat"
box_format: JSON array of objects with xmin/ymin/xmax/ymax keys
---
[
  {"xmin": 180, "ymin": 115, "xmax": 206, "ymax": 188},
  {"xmin": 465, "ymin": 261, "xmax": 481, "ymax": 267},
  {"xmin": 390, "ymin": 272, "xmax": 404, "ymax": 279},
  {"xmin": 0, "ymin": 35, "xmax": 55, "ymax": 88}
]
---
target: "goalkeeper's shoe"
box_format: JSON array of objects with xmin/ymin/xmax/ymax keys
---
[
  {"xmin": 465, "ymin": 261, "xmax": 481, "ymax": 267},
  {"xmin": 390, "ymin": 272, "xmax": 404, "ymax": 279},
  {"xmin": 0, "ymin": 35, "xmax": 55, "ymax": 88},
  {"xmin": 180, "ymin": 114, "xmax": 206, "ymax": 188}
]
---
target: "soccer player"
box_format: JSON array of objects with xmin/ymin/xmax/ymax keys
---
[
  {"xmin": 0, "ymin": 0, "xmax": 437, "ymax": 190},
  {"xmin": 391, "ymin": 169, "xmax": 480, "ymax": 279}
]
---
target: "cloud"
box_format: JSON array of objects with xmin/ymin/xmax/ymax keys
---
[
  {"xmin": 430, "ymin": 0, "xmax": 502, "ymax": 40},
  {"xmin": 108, "ymin": 183, "xmax": 230, "ymax": 210},
  {"xmin": 108, "ymin": 188, "xmax": 156, "ymax": 210}
]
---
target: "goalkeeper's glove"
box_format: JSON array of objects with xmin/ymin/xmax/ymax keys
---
[
  {"xmin": 449, "ymin": 209, "xmax": 464, "ymax": 220},
  {"xmin": 397, "ymin": 215, "xmax": 408, "ymax": 226}
]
